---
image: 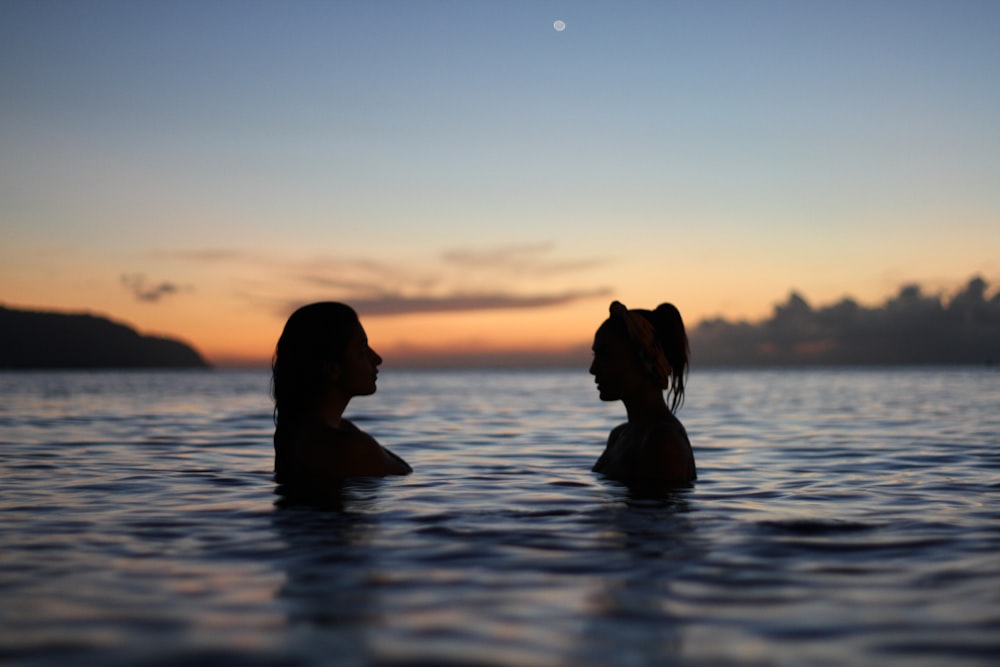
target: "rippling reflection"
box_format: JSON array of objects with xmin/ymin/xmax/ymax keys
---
[
  {"xmin": 0, "ymin": 368, "xmax": 998, "ymax": 666},
  {"xmin": 272, "ymin": 480, "xmax": 382, "ymax": 665}
]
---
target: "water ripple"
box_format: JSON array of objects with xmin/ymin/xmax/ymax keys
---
[{"xmin": 0, "ymin": 368, "xmax": 998, "ymax": 666}]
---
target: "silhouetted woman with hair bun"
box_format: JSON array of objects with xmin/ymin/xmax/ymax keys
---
[
  {"xmin": 271, "ymin": 302, "xmax": 411, "ymax": 481},
  {"xmin": 589, "ymin": 301, "xmax": 696, "ymax": 484}
]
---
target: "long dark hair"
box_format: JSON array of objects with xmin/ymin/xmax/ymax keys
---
[
  {"xmin": 647, "ymin": 303, "xmax": 689, "ymax": 412},
  {"xmin": 271, "ymin": 302, "xmax": 360, "ymax": 429}
]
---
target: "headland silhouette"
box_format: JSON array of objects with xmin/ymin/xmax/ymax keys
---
[{"xmin": 0, "ymin": 306, "xmax": 208, "ymax": 369}]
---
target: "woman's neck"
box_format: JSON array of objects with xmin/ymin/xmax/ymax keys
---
[
  {"xmin": 623, "ymin": 391, "xmax": 670, "ymax": 428},
  {"xmin": 318, "ymin": 391, "xmax": 349, "ymax": 429}
]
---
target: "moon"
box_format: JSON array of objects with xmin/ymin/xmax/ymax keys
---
[{"xmin": 553, "ymin": 20, "xmax": 566, "ymax": 32}]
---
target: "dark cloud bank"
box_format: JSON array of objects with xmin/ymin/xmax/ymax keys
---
[
  {"xmin": 389, "ymin": 277, "xmax": 999, "ymax": 370},
  {"xmin": 691, "ymin": 277, "xmax": 1000, "ymax": 367}
]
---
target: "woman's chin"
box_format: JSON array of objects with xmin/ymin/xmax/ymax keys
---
[{"xmin": 596, "ymin": 387, "xmax": 618, "ymax": 402}]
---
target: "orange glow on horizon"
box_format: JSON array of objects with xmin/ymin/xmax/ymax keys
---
[{"xmin": 199, "ymin": 304, "xmax": 602, "ymax": 368}]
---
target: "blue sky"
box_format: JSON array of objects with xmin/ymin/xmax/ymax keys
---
[{"xmin": 1, "ymin": 0, "xmax": 998, "ymax": 363}]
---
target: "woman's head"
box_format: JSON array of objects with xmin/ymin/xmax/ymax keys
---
[
  {"xmin": 589, "ymin": 301, "xmax": 689, "ymax": 412},
  {"xmin": 271, "ymin": 302, "xmax": 380, "ymax": 425}
]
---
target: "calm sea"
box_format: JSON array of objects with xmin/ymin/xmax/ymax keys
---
[{"xmin": 1, "ymin": 368, "xmax": 998, "ymax": 667}]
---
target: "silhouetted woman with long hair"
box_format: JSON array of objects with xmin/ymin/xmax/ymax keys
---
[
  {"xmin": 589, "ymin": 300, "xmax": 696, "ymax": 484},
  {"xmin": 271, "ymin": 302, "xmax": 411, "ymax": 481}
]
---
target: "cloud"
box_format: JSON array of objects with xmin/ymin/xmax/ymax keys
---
[
  {"xmin": 151, "ymin": 243, "xmax": 602, "ymax": 283},
  {"xmin": 348, "ymin": 288, "xmax": 612, "ymax": 317},
  {"xmin": 149, "ymin": 242, "xmax": 611, "ymax": 318},
  {"xmin": 691, "ymin": 276, "xmax": 1000, "ymax": 366},
  {"xmin": 441, "ymin": 242, "xmax": 605, "ymax": 276},
  {"xmin": 293, "ymin": 274, "xmax": 388, "ymax": 296},
  {"xmin": 154, "ymin": 247, "xmax": 441, "ymax": 290},
  {"xmin": 120, "ymin": 274, "xmax": 185, "ymax": 303},
  {"xmin": 293, "ymin": 257, "xmax": 441, "ymax": 293},
  {"xmin": 148, "ymin": 249, "xmax": 250, "ymax": 262}
]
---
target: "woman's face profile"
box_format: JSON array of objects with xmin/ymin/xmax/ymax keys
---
[
  {"xmin": 334, "ymin": 323, "xmax": 382, "ymax": 398},
  {"xmin": 589, "ymin": 320, "xmax": 647, "ymax": 402}
]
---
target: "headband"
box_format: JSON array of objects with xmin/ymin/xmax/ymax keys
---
[{"xmin": 609, "ymin": 301, "xmax": 672, "ymax": 389}]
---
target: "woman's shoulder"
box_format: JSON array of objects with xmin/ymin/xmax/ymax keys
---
[
  {"xmin": 639, "ymin": 415, "xmax": 695, "ymax": 481},
  {"xmin": 642, "ymin": 414, "xmax": 690, "ymax": 445},
  {"xmin": 276, "ymin": 417, "xmax": 411, "ymax": 477},
  {"xmin": 292, "ymin": 418, "xmax": 377, "ymax": 454},
  {"xmin": 595, "ymin": 414, "xmax": 695, "ymax": 483},
  {"xmin": 607, "ymin": 422, "xmax": 629, "ymax": 442}
]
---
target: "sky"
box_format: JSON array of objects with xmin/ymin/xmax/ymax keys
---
[{"xmin": 2, "ymin": 0, "xmax": 998, "ymax": 366}]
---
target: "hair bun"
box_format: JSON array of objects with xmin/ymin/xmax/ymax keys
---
[{"xmin": 654, "ymin": 303, "xmax": 680, "ymax": 316}]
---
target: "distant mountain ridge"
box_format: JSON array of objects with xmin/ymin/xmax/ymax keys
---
[{"xmin": 0, "ymin": 306, "xmax": 209, "ymax": 369}]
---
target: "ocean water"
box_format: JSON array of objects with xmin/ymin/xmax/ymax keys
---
[{"xmin": 0, "ymin": 367, "xmax": 998, "ymax": 667}]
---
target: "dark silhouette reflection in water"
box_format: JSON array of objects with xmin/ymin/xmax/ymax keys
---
[
  {"xmin": 574, "ymin": 481, "xmax": 703, "ymax": 666},
  {"xmin": 271, "ymin": 479, "xmax": 383, "ymax": 665},
  {"xmin": 270, "ymin": 469, "xmax": 705, "ymax": 666},
  {"xmin": 273, "ymin": 477, "xmax": 376, "ymax": 512}
]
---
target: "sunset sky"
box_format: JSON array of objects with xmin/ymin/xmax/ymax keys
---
[{"xmin": 2, "ymin": 1, "xmax": 998, "ymax": 366}]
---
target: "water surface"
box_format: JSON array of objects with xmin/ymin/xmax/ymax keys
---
[{"xmin": 1, "ymin": 368, "xmax": 998, "ymax": 666}]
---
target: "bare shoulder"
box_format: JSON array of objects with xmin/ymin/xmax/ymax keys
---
[
  {"xmin": 592, "ymin": 423, "xmax": 622, "ymax": 473},
  {"xmin": 639, "ymin": 417, "xmax": 696, "ymax": 481},
  {"xmin": 643, "ymin": 417, "xmax": 691, "ymax": 449},
  {"xmin": 292, "ymin": 419, "xmax": 412, "ymax": 477},
  {"xmin": 606, "ymin": 422, "xmax": 628, "ymax": 444},
  {"xmin": 338, "ymin": 421, "xmax": 413, "ymax": 475}
]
